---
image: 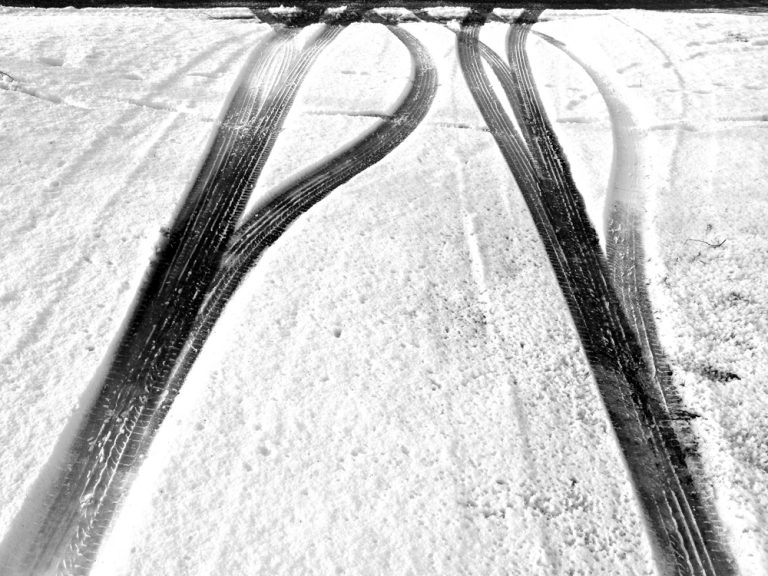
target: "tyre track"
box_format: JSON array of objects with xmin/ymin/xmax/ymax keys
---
[
  {"xmin": 525, "ymin": 23, "xmax": 735, "ymax": 575},
  {"xmin": 7, "ymin": 26, "xmax": 339, "ymax": 576},
  {"xmin": 507, "ymin": 15, "xmax": 733, "ymax": 575},
  {"xmin": 159, "ymin": 23, "xmax": 437, "ymax": 438},
  {"xmin": 459, "ymin": 12, "xmax": 733, "ymax": 575},
  {"xmin": 605, "ymin": 13, "xmax": 692, "ymax": 428},
  {"xmin": 0, "ymin": 31, "xmax": 258, "ymax": 364}
]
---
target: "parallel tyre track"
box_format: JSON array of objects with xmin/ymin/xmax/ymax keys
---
[
  {"xmin": 602, "ymin": 14, "xmax": 692, "ymax": 440},
  {"xmin": 459, "ymin": 13, "xmax": 733, "ymax": 576},
  {"xmin": 518, "ymin": 18, "xmax": 734, "ymax": 575},
  {"xmin": 11, "ymin": 25, "xmax": 340, "ymax": 576}
]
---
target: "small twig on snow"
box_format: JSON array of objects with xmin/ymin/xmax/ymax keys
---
[{"xmin": 685, "ymin": 237, "xmax": 727, "ymax": 248}]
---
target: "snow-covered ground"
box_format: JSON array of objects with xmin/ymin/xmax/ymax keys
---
[{"xmin": 0, "ymin": 6, "xmax": 766, "ymax": 575}]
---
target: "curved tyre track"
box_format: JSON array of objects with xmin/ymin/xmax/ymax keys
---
[
  {"xmin": 161, "ymin": 23, "xmax": 438, "ymax": 432},
  {"xmin": 459, "ymin": 12, "xmax": 733, "ymax": 576},
  {"xmin": 8, "ymin": 26, "xmax": 340, "ymax": 576}
]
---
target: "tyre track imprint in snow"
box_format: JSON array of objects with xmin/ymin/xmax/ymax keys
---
[
  {"xmin": 1, "ymin": 29, "xmax": 258, "ymax": 364},
  {"xmin": 3, "ymin": 7, "xmax": 742, "ymax": 575},
  {"xmin": 458, "ymin": 9, "xmax": 734, "ymax": 576},
  {"xmin": 528, "ymin": 21, "xmax": 736, "ymax": 576},
  {"xmin": 170, "ymin": 20, "xmax": 438, "ymax": 411},
  {"xmin": 2, "ymin": 17, "xmax": 436, "ymax": 576},
  {"xmin": 562, "ymin": 9, "xmax": 708, "ymax": 510},
  {"xmin": 3, "ymin": 25, "xmax": 334, "ymax": 576}
]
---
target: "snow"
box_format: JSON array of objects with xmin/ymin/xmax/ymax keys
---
[
  {"xmin": 533, "ymin": 12, "xmax": 768, "ymax": 573},
  {"xmin": 1, "ymin": 6, "xmax": 767, "ymax": 576}
]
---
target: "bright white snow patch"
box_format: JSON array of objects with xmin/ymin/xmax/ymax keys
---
[{"xmin": 0, "ymin": 7, "xmax": 766, "ymax": 576}]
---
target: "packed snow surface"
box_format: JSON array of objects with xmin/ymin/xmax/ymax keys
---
[{"xmin": 0, "ymin": 6, "xmax": 767, "ymax": 575}]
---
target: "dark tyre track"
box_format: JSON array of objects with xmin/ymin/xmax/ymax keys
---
[
  {"xmin": 459, "ymin": 12, "xmax": 733, "ymax": 576},
  {"xmin": 160, "ymin": 22, "xmax": 438, "ymax": 436},
  {"xmin": 505, "ymin": 13, "xmax": 733, "ymax": 576},
  {"xmin": 9, "ymin": 26, "xmax": 340, "ymax": 576}
]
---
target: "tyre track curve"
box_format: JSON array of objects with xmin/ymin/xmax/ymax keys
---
[
  {"xmin": 5, "ymin": 26, "xmax": 340, "ymax": 576},
  {"xmin": 160, "ymin": 23, "xmax": 438, "ymax": 436},
  {"xmin": 459, "ymin": 11, "xmax": 733, "ymax": 575}
]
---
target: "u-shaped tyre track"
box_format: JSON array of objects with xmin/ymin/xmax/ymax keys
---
[{"xmin": 459, "ymin": 11, "xmax": 734, "ymax": 576}]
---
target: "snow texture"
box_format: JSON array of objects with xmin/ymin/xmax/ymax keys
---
[{"xmin": 0, "ymin": 7, "xmax": 766, "ymax": 576}]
